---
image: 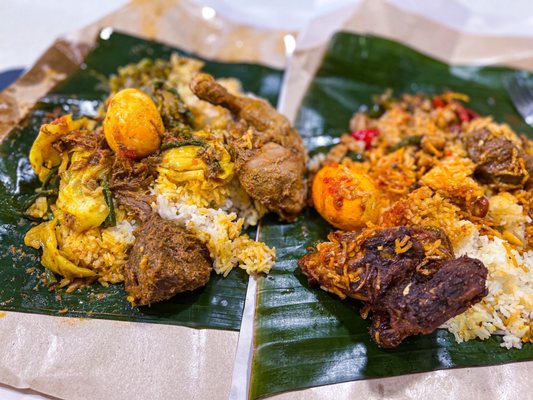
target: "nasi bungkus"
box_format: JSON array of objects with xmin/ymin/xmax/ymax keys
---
[
  {"xmin": 23, "ymin": 55, "xmax": 306, "ymax": 305},
  {"xmin": 301, "ymin": 91, "xmax": 532, "ymax": 349}
]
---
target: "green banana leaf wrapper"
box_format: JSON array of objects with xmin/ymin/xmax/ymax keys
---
[
  {"xmin": 0, "ymin": 31, "xmax": 283, "ymax": 331},
  {"xmin": 251, "ymin": 32, "xmax": 533, "ymax": 399}
]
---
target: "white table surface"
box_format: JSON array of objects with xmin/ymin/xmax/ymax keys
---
[{"xmin": 1, "ymin": 0, "xmax": 533, "ymax": 399}]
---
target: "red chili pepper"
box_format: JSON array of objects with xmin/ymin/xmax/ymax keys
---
[
  {"xmin": 351, "ymin": 128, "xmax": 380, "ymax": 150},
  {"xmin": 454, "ymin": 102, "xmax": 478, "ymax": 122},
  {"xmin": 466, "ymin": 108, "xmax": 478, "ymax": 120},
  {"xmin": 432, "ymin": 96, "xmax": 446, "ymax": 108}
]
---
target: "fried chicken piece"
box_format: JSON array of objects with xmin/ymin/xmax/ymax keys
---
[
  {"xmin": 124, "ymin": 214, "xmax": 212, "ymax": 306},
  {"xmin": 299, "ymin": 226, "xmax": 487, "ymax": 348},
  {"xmin": 190, "ymin": 73, "xmax": 306, "ymax": 221}
]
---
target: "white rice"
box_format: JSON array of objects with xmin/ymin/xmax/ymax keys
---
[
  {"xmin": 219, "ymin": 178, "xmax": 263, "ymax": 227},
  {"xmin": 445, "ymin": 223, "xmax": 533, "ymax": 348},
  {"xmin": 156, "ymin": 195, "xmax": 275, "ymax": 276},
  {"xmin": 488, "ymin": 192, "xmax": 526, "ymax": 240},
  {"xmin": 105, "ymin": 220, "xmax": 136, "ymax": 245}
]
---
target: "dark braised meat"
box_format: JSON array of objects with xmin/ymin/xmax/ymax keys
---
[
  {"xmin": 299, "ymin": 226, "xmax": 487, "ymax": 348},
  {"xmin": 465, "ymin": 128, "xmax": 529, "ymax": 190},
  {"xmin": 56, "ymin": 128, "xmax": 113, "ymax": 167},
  {"xmin": 109, "ymin": 155, "xmax": 159, "ymax": 220},
  {"xmin": 114, "ymin": 191, "xmax": 154, "ymax": 220},
  {"xmin": 56, "ymin": 127, "xmax": 104, "ymax": 149},
  {"xmin": 190, "ymin": 73, "xmax": 306, "ymax": 221},
  {"xmin": 368, "ymin": 255, "xmax": 487, "ymax": 347},
  {"xmin": 124, "ymin": 214, "xmax": 212, "ymax": 306},
  {"xmin": 525, "ymin": 155, "xmax": 533, "ymax": 190}
]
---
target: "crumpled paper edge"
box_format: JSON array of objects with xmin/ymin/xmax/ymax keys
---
[
  {"xmin": 0, "ymin": 0, "xmax": 292, "ymax": 139},
  {"xmin": 0, "ymin": 1, "xmax": 292, "ymax": 399},
  {"xmin": 237, "ymin": 0, "xmax": 533, "ymax": 399},
  {"xmin": 281, "ymin": 0, "xmax": 533, "ymax": 122},
  {"xmin": 0, "ymin": 38, "xmax": 86, "ymax": 139}
]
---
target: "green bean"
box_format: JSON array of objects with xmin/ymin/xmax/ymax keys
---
[
  {"xmin": 40, "ymin": 166, "xmax": 59, "ymax": 190},
  {"xmin": 35, "ymin": 189, "xmax": 58, "ymax": 196},
  {"xmin": 387, "ymin": 135, "xmax": 423, "ymax": 154},
  {"xmin": 46, "ymin": 197, "xmax": 55, "ymax": 221},
  {"xmin": 22, "ymin": 166, "xmax": 60, "ymax": 211},
  {"xmin": 102, "ymin": 181, "xmax": 116, "ymax": 228},
  {"xmin": 18, "ymin": 212, "xmax": 45, "ymax": 222},
  {"xmin": 21, "ymin": 189, "xmax": 58, "ymax": 211},
  {"xmin": 161, "ymin": 139, "xmax": 207, "ymax": 151}
]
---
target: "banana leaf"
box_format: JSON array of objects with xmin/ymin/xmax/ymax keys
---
[
  {"xmin": 0, "ymin": 31, "xmax": 283, "ymax": 331},
  {"xmin": 251, "ymin": 32, "xmax": 533, "ymax": 398}
]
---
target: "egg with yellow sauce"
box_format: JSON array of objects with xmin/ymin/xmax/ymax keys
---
[
  {"xmin": 312, "ymin": 164, "xmax": 381, "ymax": 231},
  {"xmin": 104, "ymin": 88, "xmax": 163, "ymax": 159}
]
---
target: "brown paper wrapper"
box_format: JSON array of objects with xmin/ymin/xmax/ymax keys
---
[
  {"xmin": 269, "ymin": 0, "xmax": 533, "ymax": 398},
  {"xmin": 281, "ymin": 0, "xmax": 533, "ymax": 122},
  {"xmin": 0, "ymin": 312, "xmax": 238, "ymax": 400},
  {"xmin": 0, "ymin": 0, "xmax": 291, "ymax": 139},
  {"xmin": 0, "ymin": 1, "xmax": 291, "ymax": 399},
  {"xmin": 270, "ymin": 361, "xmax": 532, "ymax": 400}
]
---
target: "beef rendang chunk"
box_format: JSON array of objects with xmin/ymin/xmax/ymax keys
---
[
  {"xmin": 465, "ymin": 128, "xmax": 529, "ymax": 190},
  {"xmin": 124, "ymin": 214, "xmax": 212, "ymax": 305},
  {"xmin": 299, "ymin": 226, "xmax": 488, "ymax": 348}
]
